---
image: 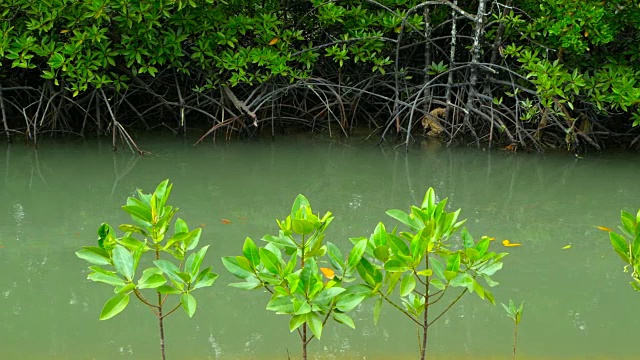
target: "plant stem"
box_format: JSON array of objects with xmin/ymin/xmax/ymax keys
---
[
  {"xmin": 155, "ymin": 248, "xmax": 166, "ymax": 360},
  {"xmin": 379, "ymin": 292, "xmax": 421, "ymax": 326},
  {"xmin": 421, "ymin": 257, "xmax": 430, "ymax": 360},
  {"xmin": 157, "ymin": 290, "xmax": 166, "ymax": 360},
  {"xmin": 512, "ymin": 323, "xmax": 518, "ymax": 360},
  {"xmin": 301, "ymin": 234, "xmax": 307, "ymax": 360}
]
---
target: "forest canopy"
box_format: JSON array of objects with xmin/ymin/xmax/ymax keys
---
[{"xmin": 1, "ymin": 0, "xmax": 639, "ymax": 152}]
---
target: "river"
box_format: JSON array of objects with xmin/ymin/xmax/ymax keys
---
[{"xmin": 1, "ymin": 136, "xmax": 638, "ymax": 359}]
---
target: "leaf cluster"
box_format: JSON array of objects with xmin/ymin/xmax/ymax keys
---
[
  {"xmin": 222, "ymin": 194, "xmax": 369, "ymax": 340},
  {"xmin": 76, "ymin": 179, "xmax": 217, "ymax": 320}
]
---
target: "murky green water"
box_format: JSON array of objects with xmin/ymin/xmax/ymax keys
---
[{"xmin": 1, "ymin": 137, "xmax": 639, "ymax": 359}]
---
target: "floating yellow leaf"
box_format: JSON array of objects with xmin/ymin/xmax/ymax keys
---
[
  {"xmin": 596, "ymin": 226, "xmax": 613, "ymax": 232},
  {"xmin": 562, "ymin": 244, "xmax": 572, "ymax": 250},
  {"xmin": 221, "ymin": 219, "xmax": 231, "ymax": 224},
  {"xmin": 268, "ymin": 38, "xmax": 279, "ymax": 45},
  {"xmin": 502, "ymin": 240, "xmax": 522, "ymax": 247},
  {"xmin": 320, "ymin": 267, "xmax": 335, "ymax": 279}
]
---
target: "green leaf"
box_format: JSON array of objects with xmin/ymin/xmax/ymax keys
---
[
  {"xmin": 138, "ymin": 267, "xmax": 167, "ymax": 289},
  {"xmin": 157, "ymin": 285, "xmax": 182, "ymax": 294},
  {"xmin": 138, "ymin": 274, "xmax": 166, "ymax": 289},
  {"xmin": 115, "ymin": 283, "xmax": 136, "ymax": 294},
  {"xmin": 610, "ymin": 232, "xmax": 630, "ymax": 262},
  {"xmin": 450, "ymin": 273, "xmax": 474, "ymax": 291},
  {"xmin": 462, "ymin": 228, "xmax": 474, "ymax": 249},
  {"xmin": 416, "ymin": 269, "xmax": 432, "ymax": 277},
  {"xmin": 430, "ymin": 278, "xmax": 445, "ymax": 290},
  {"xmin": 300, "ymin": 257, "xmax": 318, "ymax": 293},
  {"xmin": 336, "ymin": 294, "xmax": 366, "ymax": 312},
  {"xmin": 476, "ymin": 238, "xmax": 490, "ymax": 256},
  {"xmin": 347, "ymin": 238, "xmax": 367, "ymax": 269},
  {"xmin": 400, "ymin": 274, "xmax": 416, "ymax": 297},
  {"xmin": 181, "ymin": 293, "xmax": 197, "ymax": 317},
  {"xmin": 386, "ymin": 209, "xmax": 422, "ymax": 231},
  {"xmin": 480, "ymin": 262, "xmax": 503, "ymax": 276},
  {"xmin": 259, "ymin": 248, "xmax": 282, "ymax": 275},
  {"xmin": 333, "ymin": 312, "xmax": 356, "ymax": 329},
  {"xmin": 185, "ymin": 245, "xmax": 209, "ymax": 278},
  {"xmin": 373, "ymin": 296, "xmax": 383, "ymax": 325},
  {"xmin": 372, "ymin": 222, "xmax": 388, "ymax": 246},
  {"xmin": 291, "ymin": 194, "xmax": 311, "ymax": 218},
  {"xmin": 76, "ymin": 247, "xmax": 111, "ymax": 265},
  {"xmin": 293, "ymin": 298, "xmax": 312, "ymax": 315},
  {"xmin": 421, "ymin": 188, "xmax": 436, "ymax": 210},
  {"xmin": 306, "ymin": 312, "xmax": 323, "ymax": 339},
  {"xmin": 373, "ymin": 245, "xmax": 389, "ymax": 262},
  {"xmin": 112, "ymin": 245, "xmax": 134, "ymax": 281},
  {"xmin": 153, "ymin": 179, "xmax": 172, "ymax": 209},
  {"xmin": 229, "ymin": 279, "xmax": 261, "ymax": 290},
  {"xmin": 119, "ymin": 236, "xmax": 147, "ymax": 250},
  {"xmin": 154, "ymin": 260, "xmax": 184, "ymax": 285},
  {"xmin": 633, "ymin": 234, "xmax": 640, "ymax": 260},
  {"xmin": 175, "ymin": 218, "xmax": 189, "ymax": 233},
  {"xmin": 431, "ymin": 258, "xmax": 445, "ymax": 280},
  {"xmin": 193, "ymin": 267, "xmax": 218, "ymax": 289},
  {"xmin": 221, "ymin": 256, "xmax": 253, "ymax": 279},
  {"xmin": 263, "ymin": 233, "xmax": 298, "ymax": 249},
  {"xmin": 312, "ymin": 287, "xmax": 345, "ymax": 305},
  {"xmin": 119, "ymin": 225, "xmax": 147, "ymax": 235},
  {"xmin": 242, "ymin": 238, "xmax": 260, "ymax": 266},
  {"xmin": 122, "ymin": 205, "xmax": 152, "ymax": 223},
  {"xmin": 388, "ymin": 233, "xmax": 410, "ymax": 256},
  {"xmin": 99, "ymin": 293, "xmax": 130, "ymax": 320},
  {"xmin": 327, "ymin": 242, "xmax": 345, "ymax": 270},
  {"xmin": 292, "ymin": 218, "xmax": 315, "ymax": 235},
  {"xmin": 289, "ymin": 314, "xmax": 306, "ymax": 332},
  {"xmin": 446, "ymin": 253, "xmax": 461, "ymax": 272},
  {"xmin": 384, "ymin": 259, "xmax": 409, "ymax": 272},
  {"xmin": 88, "ymin": 268, "xmax": 126, "ymax": 287},
  {"xmin": 266, "ymin": 296, "xmax": 294, "ymax": 314}
]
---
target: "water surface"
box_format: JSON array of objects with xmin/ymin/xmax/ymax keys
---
[{"xmin": 1, "ymin": 137, "xmax": 639, "ymax": 359}]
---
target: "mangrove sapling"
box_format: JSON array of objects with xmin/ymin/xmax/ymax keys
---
[
  {"xmin": 606, "ymin": 209, "xmax": 640, "ymax": 292},
  {"xmin": 502, "ymin": 299, "xmax": 524, "ymax": 360},
  {"xmin": 222, "ymin": 195, "xmax": 369, "ymax": 360},
  {"xmin": 75, "ymin": 179, "xmax": 218, "ymax": 360},
  {"xmin": 354, "ymin": 188, "xmax": 507, "ymax": 360}
]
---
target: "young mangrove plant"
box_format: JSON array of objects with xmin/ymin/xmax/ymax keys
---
[
  {"xmin": 607, "ymin": 209, "xmax": 640, "ymax": 292},
  {"xmin": 222, "ymin": 195, "xmax": 369, "ymax": 360},
  {"xmin": 75, "ymin": 179, "xmax": 218, "ymax": 360},
  {"xmin": 354, "ymin": 188, "xmax": 507, "ymax": 360},
  {"xmin": 502, "ymin": 299, "xmax": 524, "ymax": 360}
]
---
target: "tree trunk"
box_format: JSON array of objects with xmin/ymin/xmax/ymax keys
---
[
  {"xmin": 0, "ymin": 86, "xmax": 10, "ymax": 143},
  {"xmin": 462, "ymin": 0, "xmax": 488, "ymax": 141},
  {"xmin": 444, "ymin": 0, "xmax": 458, "ymax": 126}
]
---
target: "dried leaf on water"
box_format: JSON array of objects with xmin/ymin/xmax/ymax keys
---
[
  {"xmin": 595, "ymin": 226, "xmax": 613, "ymax": 232},
  {"xmin": 502, "ymin": 240, "xmax": 522, "ymax": 247}
]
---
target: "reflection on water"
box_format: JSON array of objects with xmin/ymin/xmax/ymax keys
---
[{"xmin": 1, "ymin": 137, "xmax": 639, "ymax": 359}]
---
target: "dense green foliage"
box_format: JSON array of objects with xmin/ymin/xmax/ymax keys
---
[{"xmin": 1, "ymin": 0, "xmax": 639, "ymax": 150}]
